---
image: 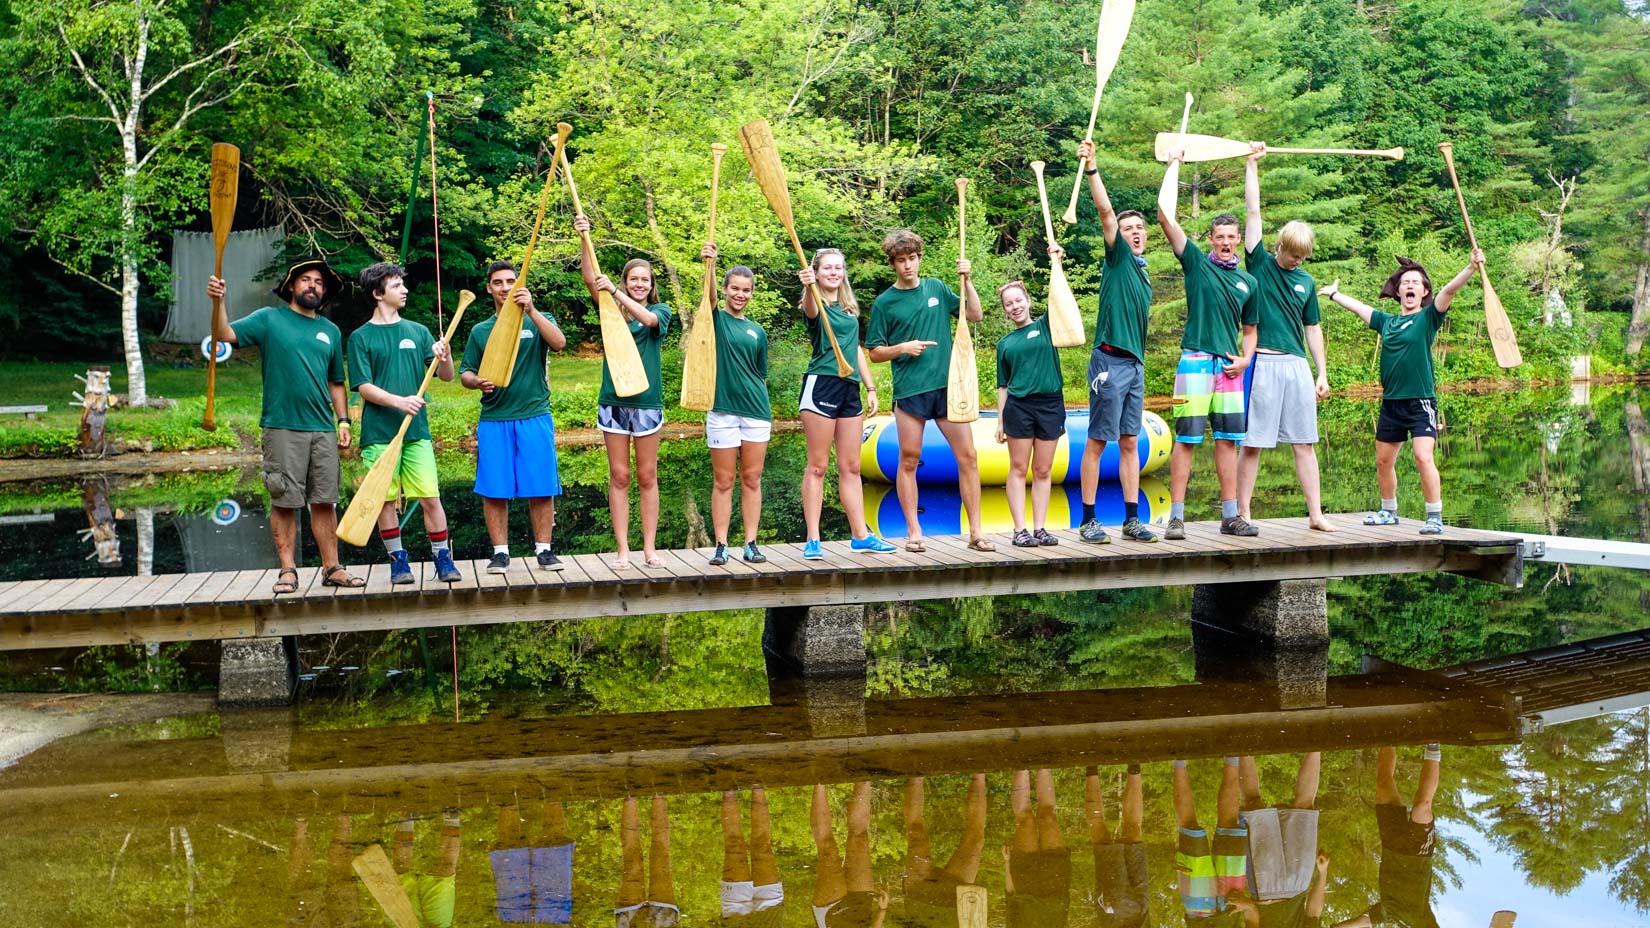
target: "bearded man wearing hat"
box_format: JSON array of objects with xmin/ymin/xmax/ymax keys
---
[
  {"xmin": 1316, "ymin": 249, "xmax": 1483, "ymax": 536},
  {"xmin": 209, "ymin": 256, "xmax": 365, "ymax": 592}
]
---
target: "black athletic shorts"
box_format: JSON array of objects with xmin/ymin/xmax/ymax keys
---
[
  {"xmin": 1375, "ymin": 802, "xmax": 1436, "ymax": 857},
  {"xmin": 895, "ymin": 386, "xmax": 948, "ymax": 422},
  {"xmin": 799, "ymin": 373, "xmax": 863, "ymax": 419},
  {"xmin": 1003, "ymin": 392, "xmax": 1066, "ymax": 441},
  {"xmin": 1375, "ymin": 397, "xmax": 1440, "ymax": 443}
]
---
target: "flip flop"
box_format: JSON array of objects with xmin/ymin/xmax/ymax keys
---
[
  {"xmin": 644, "ymin": 555, "xmax": 666, "ymax": 568},
  {"xmin": 967, "ymin": 537, "xmax": 997, "ymax": 553},
  {"xmin": 272, "ymin": 567, "xmax": 300, "ymax": 595},
  {"xmin": 904, "ymin": 539, "xmax": 927, "ymax": 553},
  {"xmin": 321, "ymin": 565, "xmax": 366, "ymax": 588}
]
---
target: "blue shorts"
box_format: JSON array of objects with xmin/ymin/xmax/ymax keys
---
[{"xmin": 475, "ymin": 414, "xmax": 563, "ymax": 500}]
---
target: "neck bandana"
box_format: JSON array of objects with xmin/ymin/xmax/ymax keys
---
[{"xmin": 1208, "ymin": 251, "xmax": 1238, "ymax": 271}]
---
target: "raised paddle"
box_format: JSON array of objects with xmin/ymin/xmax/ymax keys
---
[
  {"xmin": 738, "ymin": 118, "xmax": 853, "ymax": 377},
  {"xmin": 1062, "ymin": 0, "xmax": 1137, "ymax": 225},
  {"xmin": 1439, "ymin": 141, "xmax": 1522, "ymax": 368},
  {"xmin": 1031, "ymin": 161, "xmax": 1086, "ymax": 347},
  {"xmin": 202, "ymin": 142, "xmax": 239, "ymax": 432},
  {"xmin": 1154, "ymin": 132, "xmax": 1405, "ymax": 164},
  {"xmin": 351, "ymin": 844, "xmax": 420, "ymax": 928},
  {"xmin": 559, "ymin": 124, "xmax": 651, "ymax": 397},
  {"xmin": 477, "ymin": 124, "xmax": 571, "ymax": 387},
  {"xmin": 956, "ymin": 884, "xmax": 988, "ymax": 928},
  {"xmin": 948, "ymin": 177, "xmax": 979, "ymax": 423},
  {"xmin": 338, "ymin": 290, "xmax": 475, "ymax": 548},
  {"xmin": 680, "ymin": 142, "xmax": 727, "ymax": 412}
]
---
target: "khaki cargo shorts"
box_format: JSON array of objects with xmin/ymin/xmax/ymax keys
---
[{"xmin": 261, "ymin": 427, "xmax": 340, "ymax": 508}]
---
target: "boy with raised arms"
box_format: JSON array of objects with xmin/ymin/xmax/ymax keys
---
[
  {"xmin": 1158, "ymin": 148, "xmax": 1261, "ymax": 540},
  {"xmin": 1239, "ymin": 147, "xmax": 1335, "ymax": 533},
  {"xmin": 1076, "ymin": 139, "xmax": 1158, "ymax": 545},
  {"xmin": 864, "ymin": 230, "xmax": 991, "ymax": 553},
  {"xmin": 348, "ymin": 262, "xmax": 463, "ymax": 584},
  {"xmin": 459, "ymin": 260, "xmax": 568, "ymax": 573}
]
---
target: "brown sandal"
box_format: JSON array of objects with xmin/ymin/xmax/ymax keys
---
[
  {"xmin": 967, "ymin": 537, "xmax": 997, "ymax": 553},
  {"xmin": 904, "ymin": 539, "xmax": 928, "ymax": 553},
  {"xmin": 321, "ymin": 565, "xmax": 366, "ymax": 588},
  {"xmin": 272, "ymin": 567, "xmax": 300, "ymax": 595}
]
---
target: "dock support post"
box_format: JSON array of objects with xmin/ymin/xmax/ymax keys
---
[
  {"xmin": 1193, "ymin": 579, "xmax": 1329, "ymax": 709},
  {"xmin": 217, "ymin": 636, "xmax": 296, "ymax": 708},
  {"xmin": 764, "ymin": 605, "xmax": 868, "ymax": 737}
]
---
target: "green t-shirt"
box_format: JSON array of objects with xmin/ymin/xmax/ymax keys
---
[
  {"xmin": 805, "ymin": 303, "xmax": 862, "ymax": 382},
  {"xmin": 1369, "ymin": 305, "xmax": 1446, "ymax": 400},
  {"xmin": 599, "ymin": 303, "xmax": 673, "ymax": 409},
  {"xmin": 1093, "ymin": 233, "xmax": 1152, "ymax": 358},
  {"xmin": 712, "ymin": 309, "xmax": 770, "ymax": 421},
  {"xmin": 996, "ymin": 316, "xmax": 1064, "ymax": 398},
  {"xmin": 348, "ymin": 318, "xmax": 436, "ymax": 446},
  {"xmin": 1372, "ymin": 852, "xmax": 1439, "ymax": 928},
  {"xmin": 460, "ymin": 312, "xmax": 555, "ymax": 422},
  {"xmin": 1179, "ymin": 241, "xmax": 1260, "ymax": 359},
  {"xmin": 865, "ymin": 278, "xmax": 959, "ymax": 400},
  {"xmin": 231, "ymin": 306, "xmax": 345, "ymax": 432},
  {"xmin": 1246, "ymin": 243, "xmax": 1321, "ymax": 359}
]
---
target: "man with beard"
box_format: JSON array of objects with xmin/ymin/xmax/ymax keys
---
[{"xmin": 209, "ymin": 256, "xmax": 363, "ymax": 592}]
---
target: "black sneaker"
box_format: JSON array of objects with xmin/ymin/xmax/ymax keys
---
[
  {"xmin": 1120, "ymin": 517, "xmax": 1158, "ymax": 543},
  {"xmin": 486, "ymin": 552, "xmax": 509, "ymax": 574},
  {"xmin": 708, "ymin": 544, "xmax": 729, "ymax": 566},
  {"xmin": 1079, "ymin": 519, "xmax": 1111, "ymax": 544},
  {"xmin": 1164, "ymin": 517, "xmax": 1186, "ymax": 540},
  {"xmin": 1220, "ymin": 516, "xmax": 1260, "ymax": 537},
  {"xmin": 536, "ymin": 548, "xmax": 565, "ymax": 571}
]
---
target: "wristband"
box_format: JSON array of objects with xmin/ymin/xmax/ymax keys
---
[
  {"xmin": 337, "ymin": 417, "xmax": 350, "ymax": 426},
  {"xmin": 1084, "ymin": 167, "xmax": 1099, "ymax": 176}
]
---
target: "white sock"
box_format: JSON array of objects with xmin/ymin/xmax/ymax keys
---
[
  {"xmin": 1425, "ymin": 501, "xmax": 1442, "ymax": 519},
  {"xmin": 1423, "ymin": 743, "xmax": 1442, "ymax": 762},
  {"xmin": 493, "ymin": 545, "xmax": 509, "ymax": 556},
  {"xmin": 1381, "ymin": 498, "xmax": 1397, "ymax": 513},
  {"xmin": 535, "ymin": 542, "xmax": 553, "ymax": 554},
  {"xmin": 1172, "ymin": 759, "xmax": 1188, "ymax": 769},
  {"xmin": 1224, "ymin": 756, "xmax": 1240, "ymax": 767}
]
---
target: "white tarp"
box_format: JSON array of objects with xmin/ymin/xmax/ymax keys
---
[{"xmin": 162, "ymin": 225, "xmax": 286, "ymax": 344}]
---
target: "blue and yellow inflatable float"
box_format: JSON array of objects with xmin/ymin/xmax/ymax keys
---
[
  {"xmin": 859, "ymin": 409, "xmax": 1171, "ymax": 486},
  {"xmin": 864, "ymin": 478, "xmax": 1170, "ymax": 539}
]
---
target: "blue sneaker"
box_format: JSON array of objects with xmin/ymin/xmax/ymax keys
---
[
  {"xmin": 850, "ymin": 534, "xmax": 898, "ymax": 554},
  {"xmin": 802, "ymin": 539, "xmax": 824, "ymax": 560},
  {"xmin": 389, "ymin": 549, "xmax": 414, "ymax": 585},
  {"xmin": 432, "ymin": 548, "xmax": 462, "ymax": 583}
]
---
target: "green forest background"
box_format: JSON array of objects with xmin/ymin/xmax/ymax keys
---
[{"xmin": 1, "ymin": 0, "xmax": 1647, "ymax": 412}]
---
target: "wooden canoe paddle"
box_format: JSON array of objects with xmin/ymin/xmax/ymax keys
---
[
  {"xmin": 202, "ymin": 142, "xmax": 239, "ymax": 432},
  {"xmin": 1439, "ymin": 141, "xmax": 1521, "ymax": 368},
  {"xmin": 1154, "ymin": 132, "xmax": 1404, "ymax": 163},
  {"xmin": 1031, "ymin": 161, "xmax": 1086, "ymax": 347},
  {"xmin": 956, "ymin": 883, "xmax": 988, "ymax": 928},
  {"xmin": 352, "ymin": 844, "xmax": 420, "ymax": 928},
  {"xmin": 559, "ymin": 124, "xmax": 651, "ymax": 397},
  {"xmin": 338, "ymin": 290, "xmax": 475, "ymax": 547},
  {"xmin": 947, "ymin": 177, "xmax": 979, "ymax": 423},
  {"xmin": 1062, "ymin": 0, "xmax": 1136, "ymax": 225},
  {"xmin": 680, "ymin": 142, "xmax": 727, "ymax": 412},
  {"xmin": 477, "ymin": 124, "xmax": 571, "ymax": 388},
  {"xmin": 738, "ymin": 118, "xmax": 852, "ymax": 377}
]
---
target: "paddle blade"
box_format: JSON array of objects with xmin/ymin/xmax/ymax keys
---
[
  {"xmin": 1479, "ymin": 271, "xmax": 1522, "ymax": 368},
  {"xmin": 948, "ymin": 315, "xmax": 980, "ymax": 423},
  {"xmin": 1154, "ymin": 132, "xmax": 1254, "ymax": 163},
  {"xmin": 956, "ymin": 884, "xmax": 988, "ymax": 928},
  {"xmin": 738, "ymin": 119, "xmax": 796, "ymax": 229},
  {"xmin": 1047, "ymin": 255, "xmax": 1086, "ymax": 347},
  {"xmin": 477, "ymin": 300, "xmax": 525, "ymax": 386},
  {"xmin": 598, "ymin": 290, "xmax": 651, "ymax": 397},
  {"xmin": 1094, "ymin": 0, "xmax": 1137, "ymax": 83},
  {"xmin": 680, "ymin": 293, "xmax": 718, "ymax": 412},
  {"xmin": 352, "ymin": 844, "xmax": 421, "ymax": 928},
  {"xmin": 209, "ymin": 144, "xmax": 240, "ymax": 256},
  {"xmin": 338, "ymin": 435, "xmax": 405, "ymax": 547}
]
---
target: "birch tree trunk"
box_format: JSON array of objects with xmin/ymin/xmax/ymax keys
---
[{"xmin": 1627, "ymin": 207, "xmax": 1650, "ymax": 356}]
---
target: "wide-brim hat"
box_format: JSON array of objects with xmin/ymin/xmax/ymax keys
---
[
  {"xmin": 273, "ymin": 255, "xmax": 346, "ymax": 302},
  {"xmin": 1379, "ymin": 255, "xmax": 1433, "ymax": 302}
]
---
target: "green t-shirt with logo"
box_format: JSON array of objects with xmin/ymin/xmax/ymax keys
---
[
  {"xmin": 231, "ymin": 306, "xmax": 345, "ymax": 432},
  {"xmin": 805, "ymin": 303, "xmax": 862, "ymax": 382},
  {"xmin": 460, "ymin": 312, "xmax": 556, "ymax": 422},
  {"xmin": 712, "ymin": 309, "xmax": 770, "ymax": 421},
  {"xmin": 348, "ymin": 318, "xmax": 435, "ymax": 446},
  {"xmin": 1370, "ymin": 305, "xmax": 1446, "ymax": 400},
  {"xmin": 1093, "ymin": 233, "xmax": 1152, "ymax": 358},
  {"xmin": 1179, "ymin": 240, "xmax": 1260, "ymax": 359},
  {"xmin": 865, "ymin": 278, "xmax": 960, "ymax": 400},
  {"xmin": 996, "ymin": 316, "xmax": 1064, "ymax": 398},
  {"xmin": 599, "ymin": 303, "xmax": 673, "ymax": 410},
  {"xmin": 1246, "ymin": 243, "xmax": 1321, "ymax": 359}
]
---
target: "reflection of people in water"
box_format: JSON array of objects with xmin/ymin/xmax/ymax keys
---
[
  {"xmin": 721, "ymin": 788, "xmax": 785, "ymax": 925},
  {"xmin": 617, "ymin": 795, "xmax": 679, "ymax": 927},
  {"xmin": 1240, "ymin": 753, "xmax": 1324, "ymax": 926},
  {"xmin": 1087, "ymin": 765, "xmax": 1148, "ymax": 928},
  {"xmin": 1004, "ymin": 769, "xmax": 1072, "ymax": 927},
  {"xmin": 492, "ymin": 799, "xmax": 575, "ymax": 924},
  {"xmin": 1174, "ymin": 757, "xmax": 1253, "ymax": 926},
  {"xmin": 812, "ymin": 782, "xmax": 889, "ymax": 928},
  {"xmin": 392, "ymin": 809, "xmax": 462, "ymax": 928},
  {"xmin": 1331, "ymin": 744, "xmax": 1442, "ymax": 928},
  {"xmin": 902, "ymin": 774, "xmax": 987, "ymax": 926},
  {"xmin": 287, "ymin": 814, "xmax": 359, "ymax": 927}
]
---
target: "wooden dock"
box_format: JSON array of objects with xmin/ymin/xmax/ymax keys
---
[{"xmin": 0, "ymin": 514, "xmax": 1523, "ymax": 651}]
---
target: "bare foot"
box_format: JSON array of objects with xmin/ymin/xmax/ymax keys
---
[
  {"xmin": 612, "ymin": 556, "xmax": 631, "ymax": 569},
  {"xmin": 1308, "ymin": 517, "xmax": 1338, "ymax": 533}
]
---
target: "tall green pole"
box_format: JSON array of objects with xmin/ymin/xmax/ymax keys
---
[{"xmin": 397, "ymin": 96, "xmax": 427, "ymax": 264}]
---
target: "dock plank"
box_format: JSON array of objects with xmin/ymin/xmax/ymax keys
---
[
  {"xmin": 61, "ymin": 576, "xmax": 138, "ymax": 614},
  {"xmin": 121, "ymin": 573, "xmax": 187, "ymax": 610}
]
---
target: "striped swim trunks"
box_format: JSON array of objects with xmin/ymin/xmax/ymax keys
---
[
  {"xmin": 1173, "ymin": 350, "xmax": 1247, "ymax": 444},
  {"xmin": 1175, "ymin": 824, "xmax": 1250, "ymax": 919}
]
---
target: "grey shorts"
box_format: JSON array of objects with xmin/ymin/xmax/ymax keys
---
[
  {"xmin": 261, "ymin": 427, "xmax": 340, "ymax": 508},
  {"xmin": 1244, "ymin": 806, "xmax": 1320, "ymax": 900},
  {"xmin": 1243, "ymin": 352, "xmax": 1318, "ymax": 448},
  {"xmin": 1093, "ymin": 842, "xmax": 1148, "ymax": 928},
  {"xmin": 1087, "ymin": 348, "xmax": 1144, "ymax": 441}
]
